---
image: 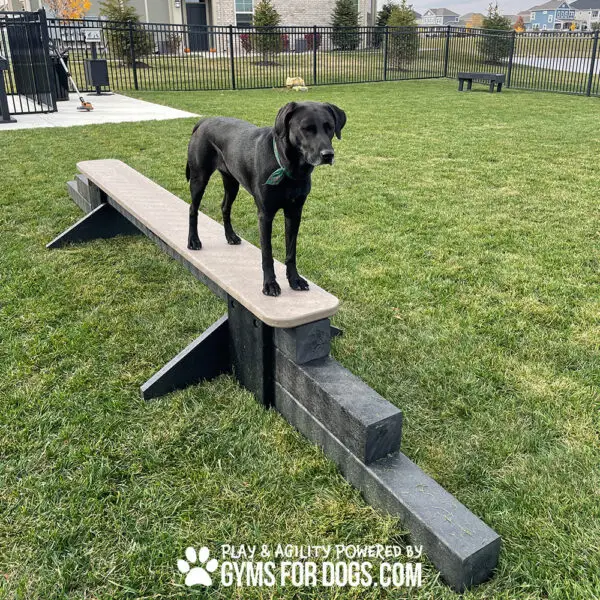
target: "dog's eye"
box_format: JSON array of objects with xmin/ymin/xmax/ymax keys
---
[
  {"xmin": 324, "ymin": 123, "xmax": 332, "ymax": 131},
  {"xmin": 303, "ymin": 125, "xmax": 317, "ymax": 133}
]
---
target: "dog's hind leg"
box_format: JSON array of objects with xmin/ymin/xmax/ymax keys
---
[
  {"xmin": 188, "ymin": 174, "xmax": 211, "ymax": 250},
  {"xmin": 220, "ymin": 172, "xmax": 241, "ymax": 245}
]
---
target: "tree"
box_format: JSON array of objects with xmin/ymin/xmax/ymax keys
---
[
  {"xmin": 252, "ymin": 0, "xmax": 283, "ymax": 63},
  {"xmin": 45, "ymin": 0, "xmax": 91, "ymax": 19},
  {"xmin": 373, "ymin": 1, "xmax": 396, "ymax": 48},
  {"xmin": 387, "ymin": 0, "xmax": 419, "ymax": 69},
  {"xmin": 100, "ymin": 0, "xmax": 154, "ymax": 65},
  {"xmin": 514, "ymin": 15, "xmax": 525, "ymax": 32},
  {"xmin": 479, "ymin": 3, "xmax": 512, "ymax": 64},
  {"xmin": 331, "ymin": 0, "xmax": 360, "ymax": 51},
  {"xmin": 592, "ymin": 22, "xmax": 600, "ymax": 30}
]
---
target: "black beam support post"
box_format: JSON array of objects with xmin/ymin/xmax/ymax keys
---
[{"xmin": 228, "ymin": 297, "xmax": 274, "ymax": 406}]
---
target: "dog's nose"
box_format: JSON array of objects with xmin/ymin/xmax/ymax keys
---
[{"xmin": 320, "ymin": 149, "xmax": 335, "ymax": 164}]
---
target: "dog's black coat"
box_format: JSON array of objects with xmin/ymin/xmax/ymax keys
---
[{"xmin": 186, "ymin": 101, "xmax": 346, "ymax": 296}]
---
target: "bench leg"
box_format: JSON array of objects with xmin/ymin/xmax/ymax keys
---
[
  {"xmin": 46, "ymin": 203, "xmax": 140, "ymax": 249},
  {"xmin": 497, "ymin": 82, "xmax": 503, "ymax": 92},
  {"xmin": 140, "ymin": 314, "xmax": 230, "ymax": 400},
  {"xmin": 467, "ymin": 79, "xmax": 473, "ymax": 91},
  {"xmin": 489, "ymin": 81, "xmax": 495, "ymax": 93},
  {"xmin": 458, "ymin": 79, "xmax": 464, "ymax": 91}
]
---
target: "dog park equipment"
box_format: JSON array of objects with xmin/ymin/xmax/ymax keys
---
[
  {"xmin": 458, "ymin": 72, "xmax": 505, "ymax": 93},
  {"xmin": 0, "ymin": 55, "xmax": 17, "ymax": 124},
  {"xmin": 48, "ymin": 159, "xmax": 501, "ymax": 592}
]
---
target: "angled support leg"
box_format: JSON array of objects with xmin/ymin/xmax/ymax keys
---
[
  {"xmin": 141, "ymin": 314, "xmax": 231, "ymax": 400},
  {"xmin": 330, "ymin": 325, "xmax": 343, "ymax": 339},
  {"xmin": 46, "ymin": 203, "xmax": 139, "ymax": 249}
]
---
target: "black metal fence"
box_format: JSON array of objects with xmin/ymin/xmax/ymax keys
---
[
  {"xmin": 1, "ymin": 10, "xmax": 56, "ymax": 114},
  {"xmin": 4, "ymin": 12, "xmax": 600, "ymax": 115},
  {"xmin": 43, "ymin": 18, "xmax": 600, "ymax": 97}
]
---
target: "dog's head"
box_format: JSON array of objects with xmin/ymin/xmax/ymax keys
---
[{"xmin": 274, "ymin": 101, "xmax": 346, "ymax": 167}]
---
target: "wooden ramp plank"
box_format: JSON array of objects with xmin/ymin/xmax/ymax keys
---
[{"xmin": 77, "ymin": 159, "xmax": 339, "ymax": 329}]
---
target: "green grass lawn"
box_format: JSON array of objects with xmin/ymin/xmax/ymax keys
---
[{"xmin": 1, "ymin": 80, "xmax": 599, "ymax": 599}]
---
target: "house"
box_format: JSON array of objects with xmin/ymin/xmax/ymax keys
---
[
  {"xmin": 17, "ymin": 0, "xmax": 378, "ymax": 28},
  {"xmin": 570, "ymin": 0, "xmax": 600, "ymax": 29},
  {"xmin": 509, "ymin": 11, "xmax": 531, "ymax": 29},
  {"xmin": 458, "ymin": 12, "xmax": 484, "ymax": 27},
  {"xmin": 420, "ymin": 8, "xmax": 460, "ymax": 26},
  {"xmin": 526, "ymin": 0, "xmax": 575, "ymax": 30}
]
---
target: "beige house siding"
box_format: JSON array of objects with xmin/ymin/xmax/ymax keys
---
[{"xmin": 32, "ymin": 0, "xmax": 375, "ymax": 26}]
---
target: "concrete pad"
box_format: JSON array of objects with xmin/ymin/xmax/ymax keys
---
[{"xmin": 0, "ymin": 93, "xmax": 197, "ymax": 131}]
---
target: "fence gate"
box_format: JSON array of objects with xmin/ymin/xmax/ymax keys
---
[{"xmin": 0, "ymin": 9, "xmax": 56, "ymax": 115}]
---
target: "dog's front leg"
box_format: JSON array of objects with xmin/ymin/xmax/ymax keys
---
[
  {"xmin": 258, "ymin": 211, "xmax": 280, "ymax": 296},
  {"xmin": 284, "ymin": 201, "xmax": 309, "ymax": 291}
]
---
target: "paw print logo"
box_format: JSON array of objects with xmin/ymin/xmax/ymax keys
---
[{"xmin": 177, "ymin": 546, "xmax": 218, "ymax": 587}]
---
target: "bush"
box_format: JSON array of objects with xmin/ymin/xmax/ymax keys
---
[
  {"xmin": 387, "ymin": 1, "xmax": 419, "ymax": 69},
  {"xmin": 373, "ymin": 1, "xmax": 395, "ymax": 48},
  {"xmin": 100, "ymin": 0, "xmax": 153, "ymax": 65},
  {"xmin": 479, "ymin": 3, "xmax": 512, "ymax": 64},
  {"xmin": 253, "ymin": 0, "xmax": 283, "ymax": 61},
  {"xmin": 305, "ymin": 32, "xmax": 321, "ymax": 51},
  {"xmin": 240, "ymin": 33, "xmax": 253, "ymax": 53},
  {"xmin": 331, "ymin": 0, "xmax": 360, "ymax": 50}
]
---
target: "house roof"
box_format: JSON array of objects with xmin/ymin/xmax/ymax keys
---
[
  {"xmin": 424, "ymin": 8, "xmax": 460, "ymax": 16},
  {"xmin": 527, "ymin": 1, "xmax": 571, "ymax": 11},
  {"xmin": 413, "ymin": 10, "xmax": 422, "ymax": 18},
  {"xmin": 569, "ymin": 0, "xmax": 600, "ymax": 9},
  {"xmin": 459, "ymin": 12, "xmax": 485, "ymax": 19},
  {"xmin": 514, "ymin": 10, "xmax": 531, "ymax": 21}
]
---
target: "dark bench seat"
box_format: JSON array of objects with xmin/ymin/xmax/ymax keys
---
[{"xmin": 458, "ymin": 72, "xmax": 505, "ymax": 93}]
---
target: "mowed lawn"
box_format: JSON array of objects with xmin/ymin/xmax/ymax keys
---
[{"xmin": 1, "ymin": 80, "xmax": 599, "ymax": 599}]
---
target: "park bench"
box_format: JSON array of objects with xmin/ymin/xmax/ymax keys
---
[
  {"xmin": 48, "ymin": 159, "xmax": 500, "ymax": 592},
  {"xmin": 457, "ymin": 72, "xmax": 505, "ymax": 93}
]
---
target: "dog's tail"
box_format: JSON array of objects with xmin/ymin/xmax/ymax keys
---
[{"xmin": 187, "ymin": 119, "xmax": 208, "ymax": 181}]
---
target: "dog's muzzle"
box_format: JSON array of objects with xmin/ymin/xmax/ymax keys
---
[{"xmin": 320, "ymin": 149, "xmax": 335, "ymax": 165}]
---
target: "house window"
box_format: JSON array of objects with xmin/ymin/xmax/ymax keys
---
[
  {"xmin": 548, "ymin": 14, "xmax": 553, "ymax": 22},
  {"xmin": 531, "ymin": 12, "xmax": 535, "ymax": 20},
  {"xmin": 236, "ymin": 0, "xmax": 253, "ymax": 27},
  {"xmin": 593, "ymin": 10, "xmax": 598, "ymax": 16},
  {"xmin": 543, "ymin": 23, "xmax": 547, "ymax": 29}
]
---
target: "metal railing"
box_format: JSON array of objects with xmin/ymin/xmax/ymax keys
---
[
  {"xmin": 1, "ymin": 10, "xmax": 56, "ymax": 115},
  {"xmin": 4, "ymin": 13, "xmax": 600, "ymax": 112}
]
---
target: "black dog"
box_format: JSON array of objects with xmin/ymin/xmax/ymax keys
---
[{"xmin": 186, "ymin": 101, "xmax": 346, "ymax": 296}]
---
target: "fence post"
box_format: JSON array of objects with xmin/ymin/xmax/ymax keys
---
[
  {"xmin": 443, "ymin": 24, "xmax": 450, "ymax": 78},
  {"xmin": 507, "ymin": 30, "xmax": 516, "ymax": 88},
  {"xmin": 128, "ymin": 20, "xmax": 139, "ymax": 91},
  {"xmin": 383, "ymin": 26, "xmax": 389, "ymax": 81},
  {"xmin": 228, "ymin": 25, "xmax": 236, "ymax": 90},
  {"xmin": 312, "ymin": 25, "xmax": 318, "ymax": 86},
  {"xmin": 39, "ymin": 8, "xmax": 58, "ymax": 112},
  {"xmin": 586, "ymin": 29, "xmax": 599, "ymax": 97}
]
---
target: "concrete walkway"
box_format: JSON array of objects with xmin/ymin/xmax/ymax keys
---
[{"xmin": 1, "ymin": 92, "xmax": 198, "ymax": 131}]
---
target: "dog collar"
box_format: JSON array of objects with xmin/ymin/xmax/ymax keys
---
[{"xmin": 265, "ymin": 138, "xmax": 294, "ymax": 185}]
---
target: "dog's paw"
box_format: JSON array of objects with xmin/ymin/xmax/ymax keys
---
[
  {"xmin": 288, "ymin": 275, "xmax": 310, "ymax": 291},
  {"xmin": 187, "ymin": 237, "xmax": 202, "ymax": 250},
  {"xmin": 226, "ymin": 232, "xmax": 242, "ymax": 245},
  {"xmin": 263, "ymin": 280, "xmax": 281, "ymax": 297}
]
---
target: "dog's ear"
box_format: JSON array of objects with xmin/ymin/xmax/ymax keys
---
[
  {"xmin": 274, "ymin": 102, "xmax": 298, "ymax": 140},
  {"xmin": 325, "ymin": 103, "xmax": 347, "ymax": 140}
]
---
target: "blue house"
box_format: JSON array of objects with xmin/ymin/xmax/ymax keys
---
[{"xmin": 526, "ymin": 0, "xmax": 575, "ymax": 30}]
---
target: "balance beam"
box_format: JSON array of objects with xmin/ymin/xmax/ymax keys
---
[{"xmin": 49, "ymin": 159, "xmax": 500, "ymax": 591}]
